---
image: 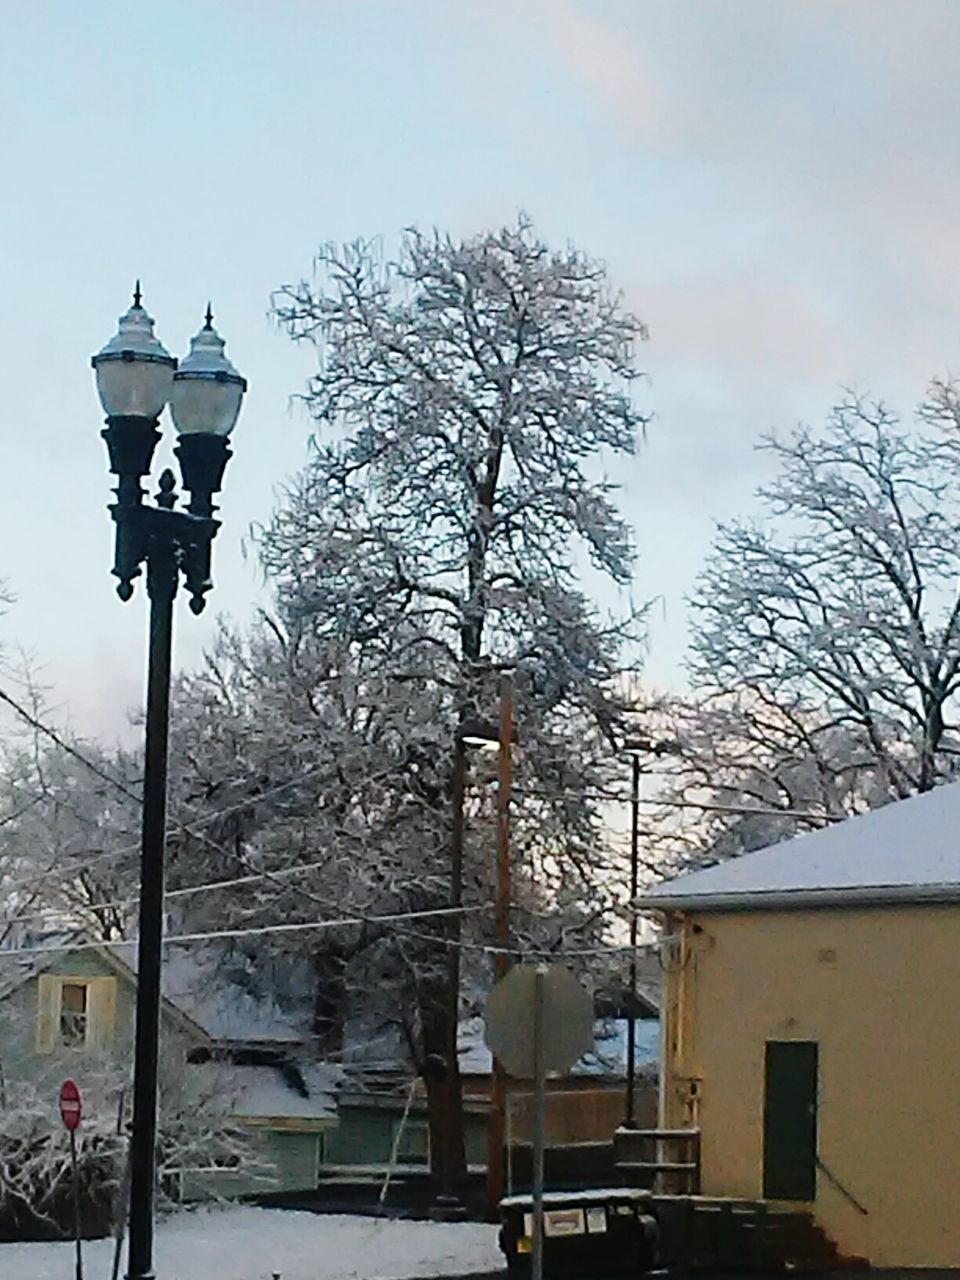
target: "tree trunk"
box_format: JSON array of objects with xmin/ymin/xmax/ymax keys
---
[
  {"xmin": 312, "ymin": 947, "xmax": 347, "ymax": 1054},
  {"xmin": 422, "ymin": 1045, "xmax": 466, "ymax": 1192},
  {"xmin": 420, "ymin": 974, "xmax": 467, "ymax": 1192}
]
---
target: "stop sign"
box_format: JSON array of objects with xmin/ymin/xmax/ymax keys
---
[
  {"xmin": 484, "ymin": 964, "xmax": 594, "ymax": 1079},
  {"xmin": 59, "ymin": 1080, "xmax": 82, "ymax": 1132}
]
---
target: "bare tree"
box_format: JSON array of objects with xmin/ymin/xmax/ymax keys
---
[
  {"xmin": 671, "ymin": 393, "xmax": 960, "ymax": 862},
  {"xmin": 0, "ymin": 726, "xmax": 141, "ymax": 948},
  {"xmin": 201, "ymin": 216, "xmax": 651, "ymax": 1184}
]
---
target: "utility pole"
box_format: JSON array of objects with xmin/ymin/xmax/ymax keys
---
[
  {"xmin": 442, "ymin": 733, "xmax": 468, "ymax": 1201},
  {"xmin": 486, "ymin": 671, "xmax": 513, "ymax": 1217}
]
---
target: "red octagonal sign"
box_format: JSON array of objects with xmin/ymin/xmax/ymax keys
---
[{"xmin": 59, "ymin": 1079, "xmax": 82, "ymax": 1132}]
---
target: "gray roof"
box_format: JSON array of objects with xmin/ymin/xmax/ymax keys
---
[
  {"xmin": 641, "ymin": 781, "xmax": 960, "ymax": 912},
  {"xmin": 186, "ymin": 1062, "xmax": 338, "ymax": 1125}
]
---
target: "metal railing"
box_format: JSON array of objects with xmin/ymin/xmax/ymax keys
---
[{"xmin": 614, "ymin": 1127, "xmax": 701, "ymax": 1193}]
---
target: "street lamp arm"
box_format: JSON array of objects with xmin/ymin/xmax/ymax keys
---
[{"xmin": 103, "ymin": 419, "xmax": 230, "ymax": 613}]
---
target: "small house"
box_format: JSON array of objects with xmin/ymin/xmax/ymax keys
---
[
  {"xmin": 0, "ymin": 938, "xmax": 336, "ymax": 1201},
  {"xmin": 641, "ymin": 782, "xmax": 960, "ymax": 1268}
]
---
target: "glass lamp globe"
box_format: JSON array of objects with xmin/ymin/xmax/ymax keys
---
[
  {"xmin": 91, "ymin": 285, "xmax": 176, "ymax": 419},
  {"xmin": 169, "ymin": 306, "xmax": 247, "ymax": 437}
]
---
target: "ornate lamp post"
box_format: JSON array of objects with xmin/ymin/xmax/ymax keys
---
[{"xmin": 92, "ymin": 287, "xmax": 246, "ymax": 1280}]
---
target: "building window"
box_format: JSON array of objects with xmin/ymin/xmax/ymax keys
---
[
  {"xmin": 59, "ymin": 982, "xmax": 89, "ymax": 1047},
  {"xmin": 36, "ymin": 973, "xmax": 117, "ymax": 1054},
  {"xmin": 393, "ymin": 1118, "xmax": 430, "ymax": 1165}
]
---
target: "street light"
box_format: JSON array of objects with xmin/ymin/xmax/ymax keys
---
[
  {"xmin": 622, "ymin": 736, "xmax": 681, "ymax": 1129},
  {"xmin": 92, "ymin": 287, "xmax": 246, "ymax": 1280}
]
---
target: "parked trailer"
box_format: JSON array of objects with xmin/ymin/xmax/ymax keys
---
[{"xmin": 499, "ymin": 1188, "xmax": 659, "ymax": 1278}]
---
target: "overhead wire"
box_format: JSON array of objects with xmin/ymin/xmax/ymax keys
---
[
  {"xmin": 0, "ymin": 685, "xmax": 142, "ymax": 803},
  {"xmin": 0, "ymin": 678, "xmax": 843, "ymax": 971},
  {"xmin": 0, "ymin": 760, "xmax": 341, "ymax": 897},
  {"xmin": 0, "ymin": 903, "xmax": 491, "ymax": 960},
  {"xmin": 0, "ymin": 859, "xmax": 441, "ymax": 930},
  {"xmin": 513, "ymin": 785, "xmax": 846, "ymax": 823}
]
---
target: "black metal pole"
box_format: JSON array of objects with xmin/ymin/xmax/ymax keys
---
[
  {"xmin": 625, "ymin": 752, "xmax": 640, "ymax": 1128},
  {"xmin": 70, "ymin": 1128, "xmax": 84, "ymax": 1280},
  {"xmin": 126, "ymin": 540, "xmax": 176, "ymax": 1280}
]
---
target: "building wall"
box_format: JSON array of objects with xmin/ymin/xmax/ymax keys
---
[
  {"xmin": 323, "ymin": 1103, "xmax": 487, "ymax": 1168},
  {"xmin": 324, "ymin": 1086, "xmax": 657, "ymax": 1171},
  {"xmin": 259, "ymin": 1130, "xmax": 323, "ymax": 1191},
  {"xmin": 324, "ymin": 1107, "xmax": 395, "ymax": 1165},
  {"xmin": 0, "ymin": 951, "xmax": 315, "ymax": 1207},
  {"xmin": 178, "ymin": 1129, "xmax": 324, "ymax": 1200},
  {"xmin": 660, "ymin": 904, "xmax": 960, "ymax": 1267}
]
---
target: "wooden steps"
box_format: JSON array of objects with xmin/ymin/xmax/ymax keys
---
[{"xmin": 651, "ymin": 1196, "xmax": 869, "ymax": 1272}]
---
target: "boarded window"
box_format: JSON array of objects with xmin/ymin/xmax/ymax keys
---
[{"xmin": 59, "ymin": 982, "xmax": 89, "ymax": 1046}]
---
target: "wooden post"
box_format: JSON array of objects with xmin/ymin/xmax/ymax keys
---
[{"xmin": 486, "ymin": 672, "xmax": 513, "ymax": 1219}]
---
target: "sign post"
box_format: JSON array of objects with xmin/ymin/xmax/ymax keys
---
[
  {"xmin": 532, "ymin": 965, "xmax": 547, "ymax": 1280},
  {"xmin": 484, "ymin": 963, "xmax": 594, "ymax": 1278},
  {"xmin": 59, "ymin": 1080, "xmax": 84, "ymax": 1280}
]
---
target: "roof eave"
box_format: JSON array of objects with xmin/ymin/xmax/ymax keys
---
[{"xmin": 641, "ymin": 881, "xmax": 960, "ymax": 914}]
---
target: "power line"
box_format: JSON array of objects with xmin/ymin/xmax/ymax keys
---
[
  {"xmin": 0, "ymin": 685, "xmax": 142, "ymax": 802},
  {"xmin": 513, "ymin": 785, "xmax": 846, "ymax": 823},
  {"xmin": 0, "ymin": 682, "xmax": 845, "ymax": 890},
  {"xmin": 0, "ymin": 903, "xmax": 490, "ymax": 960},
  {"xmin": 0, "ymin": 761, "xmax": 341, "ymax": 897},
  {"xmin": 0, "ymin": 859, "xmax": 450, "ymax": 931}
]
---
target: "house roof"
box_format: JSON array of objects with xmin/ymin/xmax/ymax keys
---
[
  {"xmin": 159, "ymin": 945, "xmax": 308, "ymax": 1045},
  {"xmin": 187, "ymin": 1062, "xmax": 338, "ymax": 1127},
  {"xmin": 641, "ymin": 781, "xmax": 960, "ymax": 913}
]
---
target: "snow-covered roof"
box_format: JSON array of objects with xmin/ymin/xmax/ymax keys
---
[
  {"xmin": 0, "ymin": 929, "xmax": 89, "ymax": 1000},
  {"xmin": 458, "ymin": 1015, "xmax": 659, "ymax": 1078},
  {"xmin": 160, "ymin": 946, "xmax": 307, "ymax": 1045},
  {"xmin": 187, "ymin": 1062, "xmax": 338, "ymax": 1124},
  {"xmin": 642, "ymin": 781, "xmax": 960, "ymax": 912}
]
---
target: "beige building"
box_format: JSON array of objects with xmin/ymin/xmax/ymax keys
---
[{"xmin": 642, "ymin": 782, "xmax": 960, "ymax": 1268}]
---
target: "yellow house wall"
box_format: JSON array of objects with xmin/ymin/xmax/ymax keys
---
[{"xmin": 660, "ymin": 904, "xmax": 960, "ymax": 1268}]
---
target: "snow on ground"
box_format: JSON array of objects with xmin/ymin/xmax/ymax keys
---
[{"xmin": 1, "ymin": 1205, "xmax": 503, "ymax": 1280}]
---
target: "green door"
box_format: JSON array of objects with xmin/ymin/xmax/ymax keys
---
[{"xmin": 763, "ymin": 1040, "xmax": 818, "ymax": 1200}]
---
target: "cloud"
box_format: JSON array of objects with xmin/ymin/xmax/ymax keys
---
[{"xmin": 526, "ymin": 2, "xmax": 960, "ymax": 398}]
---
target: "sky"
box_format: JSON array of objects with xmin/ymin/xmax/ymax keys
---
[{"xmin": 4, "ymin": 0, "xmax": 960, "ymax": 745}]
